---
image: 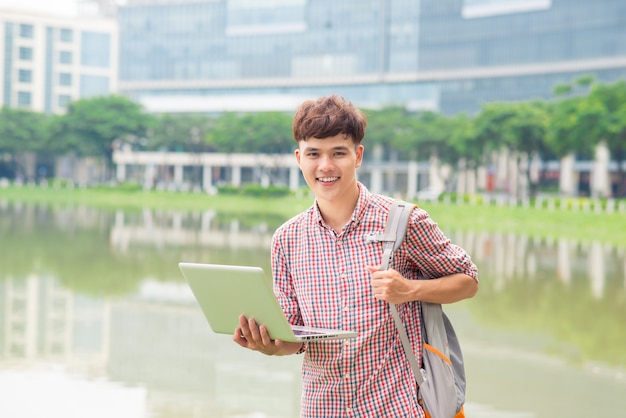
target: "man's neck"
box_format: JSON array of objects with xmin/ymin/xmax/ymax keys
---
[{"xmin": 316, "ymin": 185, "xmax": 360, "ymax": 233}]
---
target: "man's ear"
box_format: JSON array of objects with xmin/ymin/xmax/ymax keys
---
[
  {"xmin": 294, "ymin": 148, "xmax": 301, "ymax": 167},
  {"xmin": 355, "ymin": 144, "xmax": 364, "ymax": 168}
]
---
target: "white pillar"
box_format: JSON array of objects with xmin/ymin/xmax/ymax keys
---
[
  {"xmin": 466, "ymin": 167, "xmax": 477, "ymax": 195},
  {"xmin": 174, "ymin": 165, "xmax": 183, "ymax": 185},
  {"xmin": 232, "ymin": 166, "xmax": 241, "ymax": 187},
  {"xmin": 591, "ymin": 141, "xmax": 611, "ymax": 198},
  {"xmin": 370, "ymin": 167, "xmax": 383, "ymax": 195},
  {"xmin": 559, "ymin": 153, "xmax": 576, "ymax": 196},
  {"xmin": 289, "ymin": 167, "xmax": 300, "ymax": 190},
  {"xmin": 203, "ymin": 165, "xmax": 212, "ymax": 192},
  {"xmin": 144, "ymin": 164, "xmax": 155, "ymax": 189},
  {"xmin": 508, "ymin": 152, "xmax": 519, "ymax": 199},
  {"xmin": 495, "ymin": 150, "xmax": 508, "ymax": 193},
  {"xmin": 407, "ymin": 161, "xmax": 418, "ymax": 199},
  {"xmin": 429, "ymin": 155, "xmax": 445, "ymax": 191},
  {"xmin": 476, "ymin": 165, "xmax": 487, "ymax": 192},
  {"xmin": 116, "ymin": 163, "xmax": 126, "ymax": 183},
  {"xmin": 456, "ymin": 159, "xmax": 466, "ymax": 195}
]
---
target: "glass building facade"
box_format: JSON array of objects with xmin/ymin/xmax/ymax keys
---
[{"xmin": 117, "ymin": 0, "xmax": 626, "ymax": 114}]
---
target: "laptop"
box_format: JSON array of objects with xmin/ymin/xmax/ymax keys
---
[{"xmin": 178, "ymin": 262, "xmax": 358, "ymax": 342}]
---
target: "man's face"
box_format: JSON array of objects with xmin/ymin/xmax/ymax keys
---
[{"xmin": 295, "ymin": 134, "xmax": 364, "ymax": 204}]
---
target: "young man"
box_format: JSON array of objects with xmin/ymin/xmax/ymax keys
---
[{"xmin": 234, "ymin": 94, "xmax": 479, "ymax": 417}]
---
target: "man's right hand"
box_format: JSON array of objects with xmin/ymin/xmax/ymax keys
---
[{"xmin": 233, "ymin": 314, "xmax": 303, "ymax": 356}]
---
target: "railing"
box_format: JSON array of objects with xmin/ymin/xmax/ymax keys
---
[{"xmin": 427, "ymin": 193, "xmax": 626, "ymax": 214}]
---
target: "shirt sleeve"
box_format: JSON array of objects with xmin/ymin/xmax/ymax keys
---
[
  {"xmin": 271, "ymin": 229, "xmax": 305, "ymax": 326},
  {"xmin": 402, "ymin": 207, "xmax": 479, "ymax": 282}
]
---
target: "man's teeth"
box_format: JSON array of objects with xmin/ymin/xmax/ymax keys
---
[{"xmin": 319, "ymin": 177, "xmax": 338, "ymax": 182}]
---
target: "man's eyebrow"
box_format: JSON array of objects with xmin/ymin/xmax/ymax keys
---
[{"xmin": 302, "ymin": 145, "xmax": 351, "ymax": 152}]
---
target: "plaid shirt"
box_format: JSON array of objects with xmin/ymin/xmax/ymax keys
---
[{"xmin": 272, "ymin": 183, "xmax": 478, "ymax": 417}]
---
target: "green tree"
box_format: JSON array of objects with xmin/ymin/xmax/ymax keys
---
[
  {"xmin": 408, "ymin": 111, "xmax": 465, "ymax": 189},
  {"xmin": 0, "ymin": 107, "xmax": 49, "ymax": 180},
  {"xmin": 505, "ymin": 101, "xmax": 550, "ymax": 197},
  {"xmin": 546, "ymin": 96, "xmax": 597, "ymax": 160},
  {"xmin": 473, "ymin": 101, "xmax": 552, "ymax": 197},
  {"xmin": 148, "ymin": 113, "xmax": 217, "ymax": 152},
  {"xmin": 50, "ymin": 95, "xmax": 155, "ymax": 171},
  {"xmin": 547, "ymin": 76, "xmax": 603, "ymax": 161},
  {"xmin": 205, "ymin": 111, "xmax": 293, "ymax": 153},
  {"xmin": 587, "ymin": 80, "xmax": 626, "ymax": 196},
  {"xmin": 364, "ymin": 106, "xmax": 418, "ymax": 160}
]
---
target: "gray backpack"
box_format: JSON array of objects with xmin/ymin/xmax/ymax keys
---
[{"xmin": 367, "ymin": 200, "xmax": 466, "ymax": 418}]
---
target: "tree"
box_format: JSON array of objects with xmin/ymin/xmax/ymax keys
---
[
  {"xmin": 407, "ymin": 111, "xmax": 465, "ymax": 189},
  {"xmin": 474, "ymin": 101, "xmax": 552, "ymax": 197},
  {"xmin": 205, "ymin": 111, "xmax": 293, "ymax": 153},
  {"xmin": 148, "ymin": 113, "xmax": 217, "ymax": 152},
  {"xmin": 0, "ymin": 107, "xmax": 49, "ymax": 180},
  {"xmin": 505, "ymin": 101, "xmax": 550, "ymax": 197},
  {"xmin": 51, "ymin": 95, "xmax": 155, "ymax": 171},
  {"xmin": 364, "ymin": 106, "xmax": 419, "ymax": 160},
  {"xmin": 547, "ymin": 76, "xmax": 603, "ymax": 161},
  {"xmin": 587, "ymin": 81, "xmax": 626, "ymax": 196}
]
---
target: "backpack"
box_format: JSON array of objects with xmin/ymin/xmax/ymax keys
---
[{"xmin": 367, "ymin": 200, "xmax": 466, "ymax": 418}]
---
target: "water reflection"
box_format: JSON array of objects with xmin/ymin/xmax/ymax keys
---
[{"xmin": 1, "ymin": 203, "xmax": 625, "ymax": 418}]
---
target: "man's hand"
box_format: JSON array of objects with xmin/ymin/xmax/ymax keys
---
[
  {"xmin": 367, "ymin": 265, "xmax": 415, "ymax": 304},
  {"xmin": 233, "ymin": 314, "xmax": 303, "ymax": 356},
  {"xmin": 367, "ymin": 265, "xmax": 479, "ymax": 304}
]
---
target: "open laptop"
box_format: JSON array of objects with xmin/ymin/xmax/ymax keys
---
[{"xmin": 178, "ymin": 262, "xmax": 358, "ymax": 342}]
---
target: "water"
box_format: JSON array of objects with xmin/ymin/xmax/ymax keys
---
[{"xmin": 0, "ymin": 203, "xmax": 624, "ymax": 418}]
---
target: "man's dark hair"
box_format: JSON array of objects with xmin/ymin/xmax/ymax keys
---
[{"xmin": 292, "ymin": 94, "xmax": 367, "ymax": 144}]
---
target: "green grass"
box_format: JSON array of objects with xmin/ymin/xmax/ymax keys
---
[
  {"xmin": 419, "ymin": 201, "xmax": 626, "ymax": 248},
  {"xmin": 2, "ymin": 184, "xmax": 625, "ymax": 248}
]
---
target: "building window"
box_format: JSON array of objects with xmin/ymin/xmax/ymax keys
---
[
  {"xmin": 19, "ymin": 47, "xmax": 33, "ymax": 61},
  {"xmin": 18, "ymin": 69, "xmax": 32, "ymax": 83},
  {"xmin": 60, "ymin": 28, "xmax": 73, "ymax": 42},
  {"xmin": 80, "ymin": 74, "xmax": 109, "ymax": 97},
  {"xmin": 19, "ymin": 24, "xmax": 34, "ymax": 38},
  {"xmin": 18, "ymin": 91, "xmax": 31, "ymax": 106},
  {"xmin": 80, "ymin": 31, "xmax": 110, "ymax": 68},
  {"xmin": 58, "ymin": 94, "xmax": 71, "ymax": 108},
  {"xmin": 59, "ymin": 73, "xmax": 72, "ymax": 86},
  {"xmin": 59, "ymin": 50, "xmax": 72, "ymax": 64}
]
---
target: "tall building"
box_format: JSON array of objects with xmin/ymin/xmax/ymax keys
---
[
  {"xmin": 117, "ymin": 0, "xmax": 626, "ymax": 115},
  {"xmin": 0, "ymin": 8, "xmax": 118, "ymax": 114}
]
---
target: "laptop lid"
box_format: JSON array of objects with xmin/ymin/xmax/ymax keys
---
[{"xmin": 178, "ymin": 262, "xmax": 357, "ymax": 342}]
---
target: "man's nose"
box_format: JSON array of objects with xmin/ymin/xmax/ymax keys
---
[{"xmin": 318, "ymin": 154, "xmax": 334, "ymax": 170}]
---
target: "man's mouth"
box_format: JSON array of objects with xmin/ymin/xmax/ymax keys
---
[{"xmin": 317, "ymin": 176, "xmax": 339, "ymax": 184}]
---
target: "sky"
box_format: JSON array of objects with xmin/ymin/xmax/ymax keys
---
[{"xmin": 0, "ymin": 0, "xmax": 80, "ymax": 16}]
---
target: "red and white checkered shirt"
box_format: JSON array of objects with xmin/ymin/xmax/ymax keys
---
[{"xmin": 272, "ymin": 183, "xmax": 478, "ymax": 417}]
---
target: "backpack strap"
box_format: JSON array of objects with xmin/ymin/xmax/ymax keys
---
[{"xmin": 367, "ymin": 200, "xmax": 425, "ymax": 386}]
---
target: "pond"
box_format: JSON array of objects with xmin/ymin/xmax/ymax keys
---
[{"xmin": 0, "ymin": 202, "xmax": 624, "ymax": 418}]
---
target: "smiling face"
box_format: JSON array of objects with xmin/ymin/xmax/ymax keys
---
[{"xmin": 295, "ymin": 134, "xmax": 364, "ymax": 207}]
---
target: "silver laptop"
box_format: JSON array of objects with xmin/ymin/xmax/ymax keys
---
[{"xmin": 178, "ymin": 262, "xmax": 358, "ymax": 342}]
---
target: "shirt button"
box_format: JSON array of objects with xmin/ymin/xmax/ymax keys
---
[
  {"xmin": 343, "ymin": 305, "xmax": 349, "ymax": 312},
  {"xmin": 341, "ymin": 273, "xmax": 347, "ymax": 279},
  {"xmin": 345, "ymin": 373, "xmax": 350, "ymax": 379},
  {"xmin": 337, "ymin": 240, "xmax": 342, "ymax": 246}
]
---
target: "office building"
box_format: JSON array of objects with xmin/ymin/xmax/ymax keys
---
[
  {"xmin": 117, "ymin": 0, "xmax": 626, "ymax": 115},
  {"xmin": 0, "ymin": 8, "xmax": 118, "ymax": 114}
]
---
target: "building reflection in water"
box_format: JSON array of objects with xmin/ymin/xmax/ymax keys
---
[{"xmin": 1, "ymin": 204, "xmax": 625, "ymax": 417}]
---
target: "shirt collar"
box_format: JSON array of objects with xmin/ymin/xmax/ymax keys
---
[{"xmin": 311, "ymin": 182, "xmax": 371, "ymax": 230}]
